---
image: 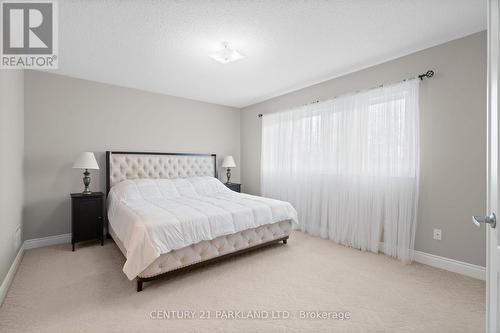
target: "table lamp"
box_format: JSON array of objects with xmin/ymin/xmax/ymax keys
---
[
  {"xmin": 221, "ymin": 156, "xmax": 236, "ymax": 184},
  {"xmin": 73, "ymin": 152, "xmax": 99, "ymax": 194}
]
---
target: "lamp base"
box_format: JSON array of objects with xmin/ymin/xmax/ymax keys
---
[
  {"xmin": 226, "ymin": 168, "xmax": 232, "ymax": 184},
  {"xmin": 82, "ymin": 169, "xmax": 92, "ymax": 194}
]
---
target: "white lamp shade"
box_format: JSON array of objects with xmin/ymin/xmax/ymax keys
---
[
  {"xmin": 221, "ymin": 156, "xmax": 236, "ymax": 168},
  {"xmin": 73, "ymin": 152, "xmax": 99, "ymax": 170}
]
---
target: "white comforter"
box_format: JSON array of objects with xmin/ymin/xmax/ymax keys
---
[{"xmin": 107, "ymin": 177, "xmax": 298, "ymax": 280}]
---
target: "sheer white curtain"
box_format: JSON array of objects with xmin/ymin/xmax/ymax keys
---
[{"xmin": 261, "ymin": 79, "xmax": 420, "ymax": 262}]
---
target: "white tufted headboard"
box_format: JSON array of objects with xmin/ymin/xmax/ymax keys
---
[{"xmin": 106, "ymin": 151, "xmax": 217, "ymax": 193}]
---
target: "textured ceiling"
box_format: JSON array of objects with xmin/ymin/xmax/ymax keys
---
[{"xmin": 52, "ymin": 0, "xmax": 486, "ymax": 108}]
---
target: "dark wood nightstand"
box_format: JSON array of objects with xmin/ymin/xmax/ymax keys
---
[
  {"xmin": 224, "ymin": 183, "xmax": 241, "ymax": 193},
  {"xmin": 70, "ymin": 192, "xmax": 104, "ymax": 251}
]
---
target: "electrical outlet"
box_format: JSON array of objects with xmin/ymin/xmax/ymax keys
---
[{"xmin": 433, "ymin": 228, "xmax": 442, "ymax": 241}]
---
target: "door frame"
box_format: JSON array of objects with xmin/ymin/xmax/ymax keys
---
[{"xmin": 487, "ymin": 0, "xmax": 499, "ymax": 331}]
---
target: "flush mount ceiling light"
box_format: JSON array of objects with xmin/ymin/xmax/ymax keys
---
[{"xmin": 208, "ymin": 42, "xmax": 245, "ymax": 64}]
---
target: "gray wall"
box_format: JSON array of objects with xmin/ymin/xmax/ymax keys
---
[
  {"xmin": 240, "ymin": 32, "xmax": 487, "ymax": 266},
  {"xmin": 0, "ymin": 70, "xmax": 24, "ymax": 284},
  {"xmin": 24, "ymin": 71, "xmax": 240, "ymax": 240}
]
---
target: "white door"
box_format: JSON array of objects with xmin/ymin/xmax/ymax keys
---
[{"xmin": 480, "ymin": 0, "xmax": 500, "ymax": 331}]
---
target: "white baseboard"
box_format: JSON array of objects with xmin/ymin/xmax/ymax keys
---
[
  {"xmin": 23, "ymin": 233, "xmax": 71, "ymax": 250},
  {"xmin": 0, "ymin": 246, "xmax": 24, "ymax": 306},
  {"xmin": 414, "ymin": 250, "xmax": 486, "ymax": 281}
]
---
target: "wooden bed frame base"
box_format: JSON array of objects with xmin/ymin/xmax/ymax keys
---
[{"xmin": 136, "ymin": 236, "xmax": 289, "ymax": 292}]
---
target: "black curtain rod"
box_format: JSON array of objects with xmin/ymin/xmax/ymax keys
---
[
  {"xmin": 418, "ymin": 70, "xmax": 435, "ymax": 80},
  {"xmin": 257, "ymin": 70, "xmax": 435, "ymax": 118}
]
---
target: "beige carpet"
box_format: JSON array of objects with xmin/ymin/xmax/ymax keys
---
[{"xmin": 0, "ymin": 231, "xmax": 485, "ymax": 333}]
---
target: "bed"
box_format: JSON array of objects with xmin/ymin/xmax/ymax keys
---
[{"xmin": 105, "ymin": 151, "xmax": 297, "ymax": 291}]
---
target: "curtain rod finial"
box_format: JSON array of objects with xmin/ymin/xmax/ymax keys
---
[{"xmin": 418, "ymin": 70, "xmax": 434, "ymax": 80}]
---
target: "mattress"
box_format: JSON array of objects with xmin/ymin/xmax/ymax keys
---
[{"xmin": 107, "ymin": 176, "xmax": 298, "ymax": 279}]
